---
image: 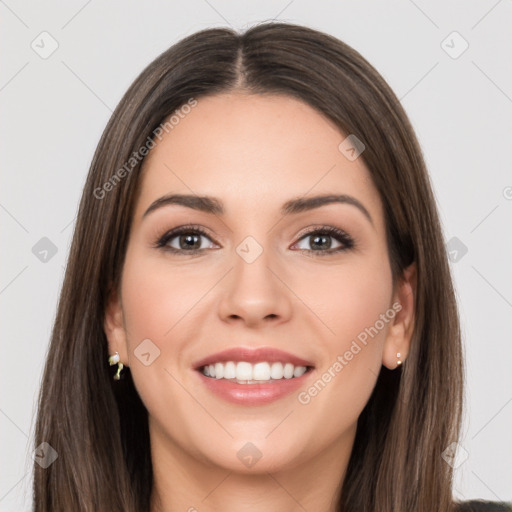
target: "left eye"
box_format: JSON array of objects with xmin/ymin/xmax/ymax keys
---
[{"xmin": 291, "ymin": 228, "xmax": 354, "ymax": 253}]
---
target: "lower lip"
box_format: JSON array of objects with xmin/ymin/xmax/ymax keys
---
[{"xmin": 195, "ymin": 368, "xmax": 314, "ymax": 405}]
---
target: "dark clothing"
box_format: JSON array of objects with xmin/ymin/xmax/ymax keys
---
[{"xmin": 455, "ymin": 501, "xmax": 512, "ymax": 511}]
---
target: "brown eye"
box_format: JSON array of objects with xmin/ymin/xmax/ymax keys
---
[
  {"xmin": 292, "ymin": 227, "xmax": 354, "ymax": 255},
  {"xmin": 156, "ymin": 226, "xmax": 218, "ymax": 253},
  {"xmin": 173, "ymin": 233, "xmax": 204, "ymax": 251},
  {"xmin": 299, "ymin": 233, "xmax": 338, "ymax": 251}
]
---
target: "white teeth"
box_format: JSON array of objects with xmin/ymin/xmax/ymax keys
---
[
  {"xmin": 223, "ymin": 361, "xmax": 236, "ymax": 379},
  {"xmin": 200, "ymin": 361, "xmax": 310, "ymax": 382},
  {"xmin": 236, "ymin": 361, "xmax": 253, "ymax": 380},
  {"xmin": 270, "ymin": 362, "xmax": 284, "ymax": 379},
  {"xmin": 283, "ymin": 363, "xmax": 294, "ymax": 379},
  {"xmin": 293, "ymin": 366, "xmax": 307, "ymax": 377},
  {"xmin": 253, "ymin": 362, "xmax": 270, "ymax": 381},
  {"xmin": 214, "ymin": 362, "xmax": 224, "ymax": 379}
]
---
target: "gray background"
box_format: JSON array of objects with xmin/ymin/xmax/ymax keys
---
[{"xmin": 1, "ymin": 1, "xmax": 511, "ymax": 509}]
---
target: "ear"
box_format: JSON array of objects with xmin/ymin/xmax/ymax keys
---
[
  {"xmin": 104, "ymin": 284, "xmax": 129, "ymax": 367},
  {"xmin": 382, "ymin": 262, "xmax": 416, "ymax": 370}
]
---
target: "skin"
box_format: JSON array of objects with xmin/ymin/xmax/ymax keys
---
[{"xmin": 104, "ymin": 92, "xmax": 416, "ymax": 512}]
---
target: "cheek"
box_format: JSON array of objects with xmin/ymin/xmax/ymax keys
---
[
  {"xmin": 336, "ymin": 265, "xmax": 392, "ymax": 369},
  {"xmin": 118, "ymin": 249, "xmax": 195, "ymax": 411},
  {"xmin": 118, "ymin": 249, "xmax": 203, "ymax": 425},
  {"xmin": 297, "ymin": 256, "xmax": 392, "ymax": 349},
  {"xmin": 294, "ymin": 256, "xmax": 393, "ymax": 414},
  {"xmin": 120, "ymin": 250, "xmax": 203, "ymax": 353}
]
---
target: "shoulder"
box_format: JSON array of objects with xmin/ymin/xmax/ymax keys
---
[{"xmin": 453, "ymin": 500, "xmax": 512, "ymax": 511}]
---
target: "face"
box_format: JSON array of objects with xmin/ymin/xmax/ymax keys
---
[{"xmin": 105, "ymin": 92, "xmax": 415, "ymax": 474}]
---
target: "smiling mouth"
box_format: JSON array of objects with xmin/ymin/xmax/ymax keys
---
[{"xmin": 198, "ymin": 361, "xmax": 314, "ymax": 384}]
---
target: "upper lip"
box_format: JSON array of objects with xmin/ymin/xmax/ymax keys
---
[{"xmin": 192, "ymin": 347, "xmax": 315, "ymax": 370}]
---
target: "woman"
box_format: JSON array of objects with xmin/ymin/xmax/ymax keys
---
[{"xmin": 32, "ymin": 22, "xmax": 511, "ymax": 511}]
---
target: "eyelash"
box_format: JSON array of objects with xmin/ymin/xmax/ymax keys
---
[{"xmin": 154, "ymin": 224, "xmax": 355, "ymax": 257}]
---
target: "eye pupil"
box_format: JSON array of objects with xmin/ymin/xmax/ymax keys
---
[
  {"xmin": 311, "ymin": 234, "xmax": 331, "ymax": 250},
  {"xmin": 180, "ymin": 234, "xmax": 201, "ymax": 250}
]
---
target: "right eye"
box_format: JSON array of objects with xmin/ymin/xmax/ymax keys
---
[{"xmin": 155, "ymin": 225, "xmax": 219, "ymax": 254}]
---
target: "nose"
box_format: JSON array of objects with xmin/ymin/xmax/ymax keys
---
[{"xmin": 217, "ymin": 244, "xmax": 293, "ymax": 328}]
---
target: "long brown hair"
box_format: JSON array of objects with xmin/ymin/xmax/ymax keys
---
[{"xmin": 33, "ymin": 22, "xmax": 463, "ymax": 511}]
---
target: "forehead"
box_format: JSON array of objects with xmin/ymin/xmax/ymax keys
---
[{"xmin": 135, "ymin": 92, "xmax": 383, "ymax": 224}]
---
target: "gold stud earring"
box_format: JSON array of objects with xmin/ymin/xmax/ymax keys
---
[
  {"xmin": 108, "ymin": 351, "xmax": 124, "ymax": 380},
  {"xmin": 396, "ymin": 352, "xmax": 402, "ymax": 366}
]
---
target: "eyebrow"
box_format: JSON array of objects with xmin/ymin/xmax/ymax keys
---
[{"xmin": 143, "ymin": 193, "xmax": 373, "ymax": 225}]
